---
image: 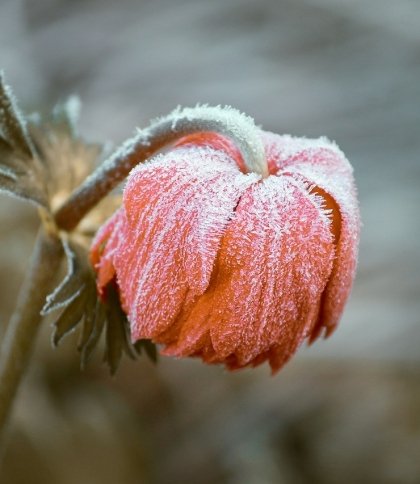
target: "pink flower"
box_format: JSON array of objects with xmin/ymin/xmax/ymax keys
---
[{"xmin": 90, "ymin": 131, "xmax": 360, "ymax": 373}]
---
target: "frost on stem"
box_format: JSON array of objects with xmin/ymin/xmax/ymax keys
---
[
  {"xmin": 54, "ymin": 105, "xmax": 268, "ymax": 231},
  {"xmin": 155, "ymin": 105, "xmax": 267, "ymax": 175}
]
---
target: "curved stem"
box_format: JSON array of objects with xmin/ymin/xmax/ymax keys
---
[
  {"xmin": 55, "ymin": 105, "xmax": 267, "ymax": 231},
  {"xmin": 0, "ymin": 227, "xmax": 63, "ymax": 443},
  {"xmin": 0, "ymin": 105, "xmax": 266, "ymax": 445}
]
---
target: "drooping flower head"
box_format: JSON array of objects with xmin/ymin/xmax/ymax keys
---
[{"xmin": 90, "ymin": 110, "xmax": 360, "ymax": 373}]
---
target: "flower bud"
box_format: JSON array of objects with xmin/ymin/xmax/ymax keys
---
[{"xmin": 91, "ymin": 130, "xmax": 360, "ymax": 373}]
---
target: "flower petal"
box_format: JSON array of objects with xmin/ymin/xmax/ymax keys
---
[
  {"xmin": 90, "ymin": 129, "xmax": 359, "ymax": 373},
  {"xmin": 262, "ymin": 132, "xmax": 360, "ymax": 340},
  {"xmin": 90, "ymin": 208, "xmax": 125, "ymax": 295},
  {"xmin": 174, "ymin": 132, "xmax": 246, "ymax": 172},
  {"xmin": 113, "ymin": 146, "xmax": 260, "ymax": 341},
  {"xmin": 165, "ymin": 174, "xmax": 335, "ymax": 371}
]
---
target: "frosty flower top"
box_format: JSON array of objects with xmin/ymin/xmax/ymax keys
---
[{"xmin": 90, "ymin": 113, "xmax": 360, "ymax": 373}]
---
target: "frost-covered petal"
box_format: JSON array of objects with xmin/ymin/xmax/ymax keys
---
[
  {"xmin": 164, "ymin": 175, "xmax": 335, "ymax": 372},
  {"xmin": 90, "ymin": 127, "xmax": 359, "ymax": 374},
  {"xmin": 174, "ymin": 132, "xmax": 247, "ymax": 172},
  {"xmin": 262, "ymin": 132, "xmax": 360, "ymax": 340},
  {"xmin": 90, "ymin": 207, "xmax": 125, "ymax": 295},
  {"xmin": 112, "ymin": 146, "xmax": 259, "ymax": 340}
]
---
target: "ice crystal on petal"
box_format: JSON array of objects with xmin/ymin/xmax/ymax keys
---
[
  {"xmin": 164, "ymin": 175, "xmax": 335, "ymax": 372},
  {"xmin": 261, "ymin": 132, "xmax": 360, "ymax": 339},
  {"xmin": 91, "ymin": 128, "xmax": 360, "ymax": 373},
  {"xmin": 93, "ymin": 146, "xmax": 259, "ymax": 340}
]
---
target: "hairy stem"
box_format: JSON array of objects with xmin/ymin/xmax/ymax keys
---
[
  {"xmin": 55, "ymin": 105, "xmax": 267, "ymax": 231},
  {"xmin": 0, "ymin": 227, "xmax": 63, "ymax": 442}
]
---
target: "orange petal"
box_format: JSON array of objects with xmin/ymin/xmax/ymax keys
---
[
  {"xmin": 174, "ymin": 132, "xmax": 246, "ymax": 172},
  {"xmin": 90, "ymin": 208, "xmax": 125, "ymax": 296},
  {"xmin": 262, "ymin": 132, "xmax": 360, "ymax": 340},
  {"xmin": 165, "ymin": 175, "xmax": 335, "ymax": 370},
  {"xmin": 212, "ymin": 175, "xmax": 335, "ymax": 367},
  {"xmin": 90, "ymin": 129, "xmax": 359, "ymax": 373},
  {"xmin": 112, "ymin": 145, "xmax": 260, "ymax": 341}
]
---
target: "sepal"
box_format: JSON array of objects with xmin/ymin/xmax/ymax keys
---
[{"xmin": 44, "ymin": 237, "xmax": 157, "ymax": 374}]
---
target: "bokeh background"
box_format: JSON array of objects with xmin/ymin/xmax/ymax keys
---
[{"xmin": 1, "ymin": 0, "xmax": 420, "ymax": 482}]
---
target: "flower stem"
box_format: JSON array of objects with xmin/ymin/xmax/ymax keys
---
[
  {"xmin": 0, "ymin": 105, "xmax": 267, "ymax": 446},
  {"xmin": 55, "ymin": 105, "xmax": 267, "ymax": 231},
  {"xmin": 0, "ymin": 226, "xmax": 63, "ymax": 443}
]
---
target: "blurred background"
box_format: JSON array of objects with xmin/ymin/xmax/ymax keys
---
[{"xmin": 1, "ymin": 0, "xmax": 420, "ymax": 482}]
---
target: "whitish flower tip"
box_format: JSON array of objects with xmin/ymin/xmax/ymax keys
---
[{"xmin": 163, "ymin": 104, "xmax": 268, "ymax": 176}]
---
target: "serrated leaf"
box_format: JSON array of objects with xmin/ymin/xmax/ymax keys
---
[
  {"xmin": 42, "ymin": 238, "xmax": 89, "ymax": 314},
  {"xmin": 45, "ymin": 237, "xmax": 102, "ymax": 355},
  {"xmin": 0, "ymin": 72, "xmax": 36, "ymax": 158},
  {"xmin": 0, "ymin": 138, "xmax": 49, "ymax": 206},
  {"xmin": 45, "ymin": 236, "xmax": 158, "ymax": 373},
  {"xmin": 52, "ymin": 289, "xmax": 89, "ymax": 347},
  {"xmin": 0, "ymin": 176, "xmax": 47, "ymax": 206},
  {"xmin": 0, "ymin": 74, "xmax": 49, "ymax": 207}
]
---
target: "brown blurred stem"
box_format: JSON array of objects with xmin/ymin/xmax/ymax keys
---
[{"xmin": 0, "ymin": 225, "xmax": 63, "ymax": 443}]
